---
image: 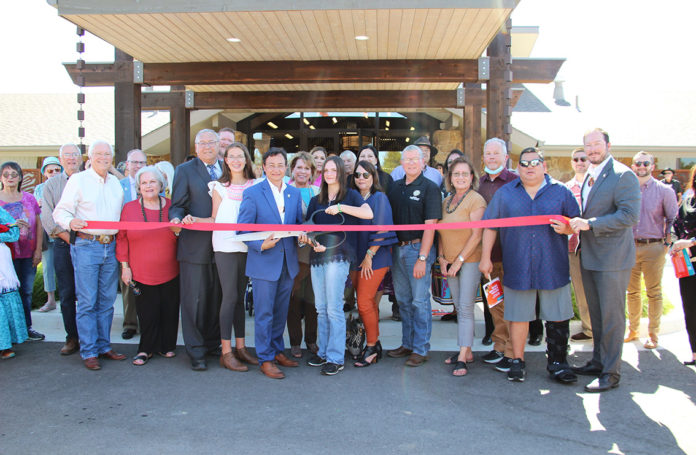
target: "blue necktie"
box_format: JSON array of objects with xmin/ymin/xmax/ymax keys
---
[{"xmin": 207, "ymin": 164, "xmax": 217, "ymax": 180}]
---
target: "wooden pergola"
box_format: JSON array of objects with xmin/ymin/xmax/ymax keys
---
[{"xmin": 49, "ymin": 0, "xmax": 564, "ymax": 166}]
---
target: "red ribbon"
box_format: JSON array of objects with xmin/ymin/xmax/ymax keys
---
[{"xmin": 85, "ymin": 215, "xmax": 569, "ymax": 232}]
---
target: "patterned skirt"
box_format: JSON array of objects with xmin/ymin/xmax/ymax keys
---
[{"xmin": 0, "ymin": 288, "xmax": 27, "ymax": 350}]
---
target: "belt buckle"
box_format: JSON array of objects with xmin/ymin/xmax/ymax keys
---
[{"xmin": 98, "ymin": 235, "xmax": 112, "ymax": 244}]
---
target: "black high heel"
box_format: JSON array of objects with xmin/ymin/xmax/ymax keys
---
[{"xmin": 354, "ymin": 342, "xmax": 382, "ymax": 367}]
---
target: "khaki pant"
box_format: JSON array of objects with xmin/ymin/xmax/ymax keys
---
[
  {"xmin": 569, "ymin": 252, "xmax": 592, "ymax": 336},
  {"xmin": 488, "ymin": 262, "xmax": 513, "ymax": 358},
  {"xmin": 626, "ymin": 242, "xmax": 667, "ymax": 334}
]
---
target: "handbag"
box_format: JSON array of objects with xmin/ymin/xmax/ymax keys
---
[{"xmin": 431, "ymin": 262, "xmax": 454, "ymax": 305}]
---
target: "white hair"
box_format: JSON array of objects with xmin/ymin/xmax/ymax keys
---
[
  {"xmin": 484, "ymin": 137, "xmax": 508, "ymax": 156},
  {"xmin": 154, "ymin": 161, "xmax": 175, "ymax": 194},
  {"xmin": 134, "ymin": 166, "xmax": 166, "ymax": 195},
  {"xmin": 401, "ymin": 144, "xmax": 424, "ymax": 160},
  {"xmin": 195, "ymin": 129, "xmax": 219, "ymax": 143},
  {"xmin": 127, "ymin": 149, "xmax": 145, "ymax": 160},
  {"xmin": 340, "ymin": 150, "xmax": 356, "ymax": 161},
  {"xmin": 59, "ymin": 143, "xmax": 80, "ymax": 156},
  {"xmin": 87, "ymin": 141, "xmax": 114, "ymax": 158}
]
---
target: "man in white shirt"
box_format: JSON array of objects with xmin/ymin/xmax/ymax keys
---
[{"xmin": 53, "ymin": 141, "xmax": 126, "ymax": 370}]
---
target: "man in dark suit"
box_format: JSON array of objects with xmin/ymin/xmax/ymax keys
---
[
  {"xmin": 237, "ymin": 148, "xmax": 304, "ymax": 379},
  {"xmin": 569, "ymin": 128, "xmax": 640, "ymax": 392},
  {"xmin": 169, "ymin": 129, "xmax": 224, "ymax": 371}
]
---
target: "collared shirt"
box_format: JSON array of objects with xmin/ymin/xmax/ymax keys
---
[
  {"xmin": 661, "ymin": 178, "xmax": 682, "ymax": 197},
  {"xmin": 633, "ymin": 177, "xmax": 678, "ymax": 240},
  {"xmin": 268, "ymin": 180, "xmax": 286, "ymax": 222},
  {"xmin": 53, "ymin": 168, "xmax": 124, "ymax": 235},
  {"xmin": 483, "ymin": 174, "xmax": 580, "ymax": 290},
  {"xmin": 128, "ymin": 176, "xmax": 136, "ymax": 201},
  {"xmin": 390, "ymin": 165, "xmax": 443, "ymax": 187},
  {"xmin": 387, "ymin": 173, "xmax": 442, "ymax": 242},
  {"xmin": 565, "ymin": 175, "xmax": 584, "ymax": 252},
  {"xmin": 40, "ymin": 172, "xmax": 70, "ymax": 237},
  {"xmin": 478, "ymin": 168, "xmax": 518, "ymax": 262},
  {"xmin": 582, "ymin": 155, "xmax": 611, "ymax": 211}
]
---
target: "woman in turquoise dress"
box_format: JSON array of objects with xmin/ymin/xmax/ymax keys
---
[{"xmin": 0, "ymin": 206, "xmax": 26, "ymax": 359}]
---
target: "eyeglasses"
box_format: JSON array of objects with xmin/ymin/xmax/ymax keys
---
[
  {"xmin": 196, "ymin": 141, "xmax": 218, "ymax": 147},
  {"xmin": 450, "ymin": 172, "xmax": 471, "ymax": 178},
  {"xmin": 45, "ymin": 168, "xmax": 62, "ymax": 174},
  {"xmin": 354, "ymin": 172, "xmax": 371, "ymax": 179},
  {"xmin": 2, "ymin": 172, "xmax": 19, "ymax": 178},
  {"xmin": 572, "ymin": 157, "xmax": 587, "ymax": 162},
  {"xmin": 61, "ymin": 152, "xmax": 81, "ymax": 158},
  {"xmin": 403, "ymin": 158, "xmax": 421, "ymax": 164},
  {"xmin": 519, "ymin": 159, "xmax": 544, "ymax": 168},
  {"xmin": 128, "ymin": 160, "xmax": 147, "ymax": 166},
  {"xmin": 633, "ymin": 161, "xmax": 652, "ymax": 167}
]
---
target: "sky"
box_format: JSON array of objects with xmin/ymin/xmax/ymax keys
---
[{"xmin": 1, "ymin": 0, "xmax": 694, "ymax": 146}]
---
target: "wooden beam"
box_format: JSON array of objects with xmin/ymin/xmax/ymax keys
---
[
  {"xmin": 463, "ymin": 83, "xmax": 483, "ymax": 170},
  {"xmin": 64, "ymin": 58, "xmax": 563, "ymax": 87},
  {"xmin": 486, "ymin": 21, "xmax": 513, "ymax": 148},
  {"xmin": 113, "ymin": 49, "xmax": 141, "ymax": 163}
]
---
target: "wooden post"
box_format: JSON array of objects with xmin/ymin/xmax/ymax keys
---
[
  {"xmin": 463, "ymin": 83, "xmax": 483, "ymax": 170},
  {"xmin": 114, "ymin": 49, "xmax": 141, "ymax": 164},
  {"xmin": 169, "ymin": 88, "xmax": 190, "ymax": 166},
  {"xmin": 486, "ymin": 19, "xmax": 513, "ymax": 152}
]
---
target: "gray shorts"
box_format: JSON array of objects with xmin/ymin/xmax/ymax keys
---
[{"xmin": 502, "ymin": 284, "xmax": 573, "ymax": 322}]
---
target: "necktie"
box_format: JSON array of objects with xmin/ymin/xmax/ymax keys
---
[{"xmin": 207, "ymin": 164, "xmax": 217, "ymax": 180}]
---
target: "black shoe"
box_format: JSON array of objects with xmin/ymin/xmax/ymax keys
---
[
  {"xmin": 528, "ymin": 334, "xmax": 543, "ymax": 346},
  {"xmin": 307, "ymin": 354, "xmax": 327, "ymax": 367},
  {"xmin": 482, "ymin": 350, "xmax": 504, "ymax": 364},
  {"xmin": 321, "ymin": 362, "xmax": 344, "ymax": 376},
  {"xmin": 570, "ymin": 332, "xmax": 592, "ymax": 341},
  {"xmin": 191, "ymin": 358, "xmax": 207, "ymax": 371},
  {"xmin": 441, "ymin": 312, "xmax": 457, "ymax": 322},
  {"xmin": 547, "ymin": 361, "xmax": 578, "ymax": 384},
  {"xmin": 391, "ymin": 310, "xmax": 401, "ymax": 322},
  {"xmin": 121, "ymin": 328, "xmax": 136, "ymax": 340},
  {"xmin": 354, "ymin": 343, "xmax": 382, "ymax": 367},
  {"xmin": 584, "ymin": 374, "xmax": 619, "ymax": 392},
  {"xmin": 571, "ymin": 361, "xmax": 602, "ymax": 376},
  {"xmin": 495, "ymin": 356, "xmax": 512, "ymax": 372},
  {"xmin": 27, "ymin": 328, "xmax": 45, "ymax": 341},
  {"xmin": 481, "ymin": 335, "xmax": 493, "ymax": 346},
  {"xmin": 207, "ymin": 346, "xmax": 222, "ymax": 356},
  {"xmin": 507, "ymin": 358, "xmax": 526, "ymax": 382}
]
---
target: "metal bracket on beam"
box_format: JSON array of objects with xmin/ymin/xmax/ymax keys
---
[
  {"xmin": 478, "ymin": 57, "xmax": 490, "ymax": 80},
  {"xmin": 133, "ymin": 61, "xmax": 143, "ymax": 83},
  {"xmin": 184, "ymin": 90, "xmax": 194, "ymax": 108},
  {"xmin": 456, "ymin": 87, "xmax": 465, "ymax": 107}
]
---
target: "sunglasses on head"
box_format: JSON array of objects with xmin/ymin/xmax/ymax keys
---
[
  {"xmin": 519, "ymin": 158, "xmax": 544, "ymax": 168},
  {"xmin": 572, "ymin": 157, "xmax": 587, "ymax": 162},
  {"xmin": 354, "ymin": 172, "xmax": 371, "ymax": 179},
  {"xmin": 633, "ymin": 161, "xmax": 652, "ymax": 167}
]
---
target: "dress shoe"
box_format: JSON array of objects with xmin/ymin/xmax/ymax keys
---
[
  {"xmin": 644, "ymin": 333, "xmax": 658, "ymax": 349},
  {"xmin": 624, "ymin": 329, "xmax": 639, "ymax": 343},
  {"xmin": 387, "ymin": 346, "xmax": 412, "ymax": 358},
  {"xmin": 84, "ymin": 357, "xmax": 101, "ymax": 370},
  {"xmin": 584, "ymin": 374, "xmax": 619, "ymax": 392},
  {"xmin": 571, "ymin": 361, "xmax": 602, "ymax": 376},
  {"xmin": 405, "ymin": 353, "xmax": 428, "ymax": 367},
  {"xmin": 220, "ymin": 352, "xmax": 248, "ymax": 371},
  {"xmin": 121, "ymin": 328, "xmax": 136, "ymax": 340},
  {"xmin": 528, "ymin": 334, "xmax": 543, "ymax": 346},
  {"xmin": 571, "ymin": 332, "xmax": 593, "ymax": 341},
  {"xmin": 99, "ymin": 350, "xmax": 126, "ymax": 361},
  {"xmin": 481, "ymin": 335, "xmax": 493, "ymax": 346},
  {"xmin": 191, "ymin": 358, "xmax": 207, "ymax": 371},
  {"xmin": 60, "ymin": 338, "xmax": 79, "ymax": 356},
  {"xmin": 207, "ymin": 345, "xmax": 222, "ymax": 356},
  {"xmin": 234, "ymin": 347, "xmax": 259, "ymax": 365},
  {"xmin": 260, "ymin": 361, "xmax": 285, "ymax": 379},
  {"xmin": 275, "ymin": 352, "xmax": 299, "ymax": 367}
]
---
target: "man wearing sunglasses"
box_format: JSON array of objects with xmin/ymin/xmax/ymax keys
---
[
  {"xmin": 569, "ymin": 128, "xmax": 640, "ymax": 393},
  {"xmin": 480, "ymin": 147, "xmax": 579, "ymax": 383},
  {"xmin": 625, "ymin": 152, "xmax": 677, "ymax": 350}
]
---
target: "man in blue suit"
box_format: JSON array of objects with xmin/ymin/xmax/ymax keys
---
[{"xmin": 238, "ymin": 148, "xmax": 305, "ymax": 379}]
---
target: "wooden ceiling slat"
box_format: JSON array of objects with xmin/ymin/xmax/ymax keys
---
[
  {"xmin": 285, "ymin": 11, "xmax": 321, "ymax": 61},
  {"xmin": 247, "ymin": 12, "xmax": 281, "ymax": 61},
  {"xmin": 386, "ymin": 10, "xmax": 401, "ymax": 59},
  {"xmin": 375, "ymin": 9, "xmax": 389, "ymax": 60},
  {"xmin": 450, "ymin": 9, "xmax": 481, "ymax": 59},
  {"xmin": 364, "ymin": 9, "xmax": 378, "ymax": 59},
  {"xmin": 235, "ymin": 12, "xmax": 274, "ymax": 62},
  {"xmin": 313, "ymin": 10, "xmax": 340, "ymax": 59}
]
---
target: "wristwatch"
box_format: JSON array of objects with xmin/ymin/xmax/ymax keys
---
[
  {"xmin": 418, "ymin": 255, "xmax": 427, "ymax": 262},
  {"xmin": 457, "ymin": 255, "xmax": 465, "ymax": 263}
]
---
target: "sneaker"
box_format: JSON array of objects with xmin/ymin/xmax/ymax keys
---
[
  {"xmin": 27, "ymin": 328, "xmax": 45, "ymax": 341},
  {"xmin": 507, "ymin": 358, "xmax": 526, "ymax": 382},
  {"xmin": 482, "ymin": 350, "xmax": 504, "ymax": 364},
  {"xmin": 320, "ymin": 362, "xmax": 344, "ymax": 376},
  {"xmin": 307, "ymin": 354, "xmax": 327, "ymax": 367},
  {"xmin": 494, "ymin": 356, "xmax": 512, "ymax": 372}
]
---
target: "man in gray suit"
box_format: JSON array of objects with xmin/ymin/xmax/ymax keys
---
[
  {"xmin": 170, "ymin": 129, "xmax": 224, "ymax": 371},
  {"xmin": 569, "ymin": 128, "xmax": 640, "ymax": 392}
]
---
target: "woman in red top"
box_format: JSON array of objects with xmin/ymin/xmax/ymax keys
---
[{"xmin": 116, "ymin": 166, "xmax": 181, "ymax": 365}]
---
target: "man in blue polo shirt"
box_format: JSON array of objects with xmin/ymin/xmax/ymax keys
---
[{"xmin": 479, "ymin": 147, "xmax": 579, "ymax": 383}]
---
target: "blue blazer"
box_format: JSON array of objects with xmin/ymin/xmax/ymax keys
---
[
  {"xmin": 237, "ymin": 179, "xmax": 303, "ymax": 281},
  {"xmin": 120, "ymin": 178, "xmax": 135, "ymax": 203}
]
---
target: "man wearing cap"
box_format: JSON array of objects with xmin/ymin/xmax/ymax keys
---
[
  {"xmin": 118, "ymin": 149, "xmax": 147, "ymax": 340},
  {"xmin": 625, "ymin": 152, "xmax": 678, "ymax": 349},
  {"xmin": 390, "ymin": 136, "xmax": 443, "ymax": 187},
  {"xmin": 34, "ymin": 157, "xmax": 63, "ymax": 313},
  {"xmin": 54, "ymin": 141, "xmax": 126, "ymax": 369},
  {"xmin": 660, "ymin": 168, "xmax": 682, "ymax": 204}
]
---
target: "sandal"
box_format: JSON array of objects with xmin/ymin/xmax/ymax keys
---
[
  {"xmin": 1, "ymin": 349, "xmax": 16, "ymax": 360},
  {"xmin": 446, "ymin": 353, "xmax": 474, "ymax": 364},
  {"xmin": 452, "ymin": 360, "xmax": 468, "ymax": 376},
  {"xmin": 132, "ymin": 353, "xmax": 152, "ymax": 366},
  {"xmin": 157, "ymin": 351, "xmax": 176, "ymax": 358}
]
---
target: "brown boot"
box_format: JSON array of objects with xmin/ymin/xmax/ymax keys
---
[
  {"xmin": 234, "ymin": 347, "xmax": 259, "ymax": 365},
  {"xmin": 624, "ymin": 329, "xmax": 639, "ymax": 343},
  {"xmin": 260, "ymin": 361, "xmax": 285, "ymax": 379},
  {"xmin": 220, "ymin": 352, "xmax": 248, "ymax": 372},
  {"xmin": 274, "ymin": 352, "xmax": 299, "ymax": 367},
  {"xmin": 60, "ymin": 338, "xmax": 79, "ymax": 356},
  {"xmin": 387, "ymin": 346, "xmax": 413, "ymax": 358}
]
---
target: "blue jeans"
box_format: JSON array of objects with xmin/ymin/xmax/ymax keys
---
[
  {"xmin": 71, "ymin": 238, "xmax": 119, "ymax": 359},
  {"xmin": 391, "ymin": 244, "xmax": 435, "ymax": 356},
  {"xmin": 311, "ymin": 260, "xmax": 350, "ymax": 365},
  {"xmin": 13, "ymin": 257, "xmax": 37, "ymax": 328},
  {"xmin": 42, "ymin": 241, "xmax": 56, "ymax": 292},
  {"xmin": 54, "ymin": 238, "xmax": 78, "ymax": 340}
]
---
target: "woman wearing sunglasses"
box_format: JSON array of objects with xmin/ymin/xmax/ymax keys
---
[{"xmin": 306, "ymin": 156, "xmax": 373, "ymax": 375}]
